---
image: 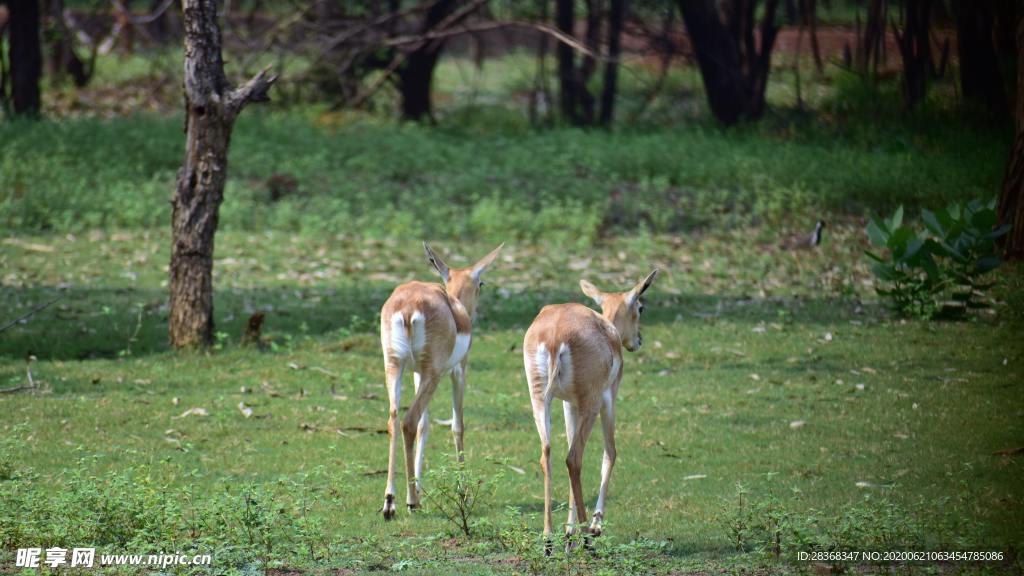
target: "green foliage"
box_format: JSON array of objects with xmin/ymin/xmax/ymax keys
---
[
  {"xmin": 0, "ymin": 111, "xmax": 1008, "ymax": 245},
  {"xmin": 866, "ymin": 198, "xmax": 1010, "ymax": 318}
]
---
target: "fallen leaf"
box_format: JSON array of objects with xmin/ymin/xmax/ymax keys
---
[
  {"xmin": 173, "ymin": 407, "xmax": 208, "ymax": 419},
  {"xmin": 789, "ymin": 420, "xmax": 806, "ymax": 429},
  {"xmin": 238, "ymin": 402, "xmax": 253, "ymax": 418},
  {"xmin": 683, "ymin": 474, "xmax": 707, "ymax": 481}
]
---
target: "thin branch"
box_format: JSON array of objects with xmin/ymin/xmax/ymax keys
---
[
  {"xmin": 226, "ymin": 65, "xmax": 278, "ymax": 114},
  {"xmin": 0, "ymin": 295, "xmax": 64, "ymax": 335},
  {"xmin": 385, "ymin": 20, "xmax": 606, "ymax": 61},
  {"xmin": 110, "ymin": 0, "xmax": 176, "ymax": 25}
]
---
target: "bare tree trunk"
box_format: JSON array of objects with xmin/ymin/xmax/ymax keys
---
[
  {"xmin": 954, "ymin": 0, "xmax": 1007, "ymax": 116},
  {"xmin": 802, "ymin": 0, "xmax": 823, "ymax": 73},
  {"xmin": 396, "ymin": 0, "xmax": 457, "ymax": 122},
  {"xmin": 894, "ymin": 0, "xmax": 932, "ymax": 110},
  {"xmin": 676, "ymin": 0, "xmax": 745, "ymax": 124},
  {"xmin": 599, "ymin": 0, "xmax": 626, "ymax": 125},
  {"xmin": 677, "ymin": 0, "xmax": 779, "ymax": 124},
  {"xmin": 556, "ymin": 0, "xmax": 577, "ymax": 123},
  {"xmin": 169, "ymin": 0, "xmax": 275, "ymax": 348},
  {"xmin": 999, "ymin": 14, "xmax": 1024, "ymax": 260},
  {"xmin": 529, "ymin": 0, "xmax": 551, "ymax": 126},
  {"xmin": 44, "ymin": 0, "xmax": 90, "ymax": 87},
  {"xmin": 9, "ymin": 0, "xmax": 43, "ymax": 116},
  {"xmin": 577, "ymin": 0, "xmax": 600, "ymax": 124}
]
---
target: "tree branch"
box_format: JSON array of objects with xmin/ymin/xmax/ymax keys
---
[
  {"xmin": 226, "ymin": 65, "xmax": 277, "ymax": 114},
  {"xmin": 385, "ymin": 20, "xmax": 607, "ymax": 61},
  {"xmin": 0, "ymin": 295, "xmax": 64, "ymax": 335}
]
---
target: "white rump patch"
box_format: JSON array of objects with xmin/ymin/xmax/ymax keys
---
[
  {"xmin": 390, "ymin": 311, "xmax": 426, "ymax": 361},
  {"xmin": 534, "ymin": 344, "xmax": 550, "ymax": 384},
  {"xmin": 536, "ymin": 343, "xmax": 572, "ymax": 398},
  {"xmin": 446, "ymin": 333, "xmax": 471, "ymax": 370}
]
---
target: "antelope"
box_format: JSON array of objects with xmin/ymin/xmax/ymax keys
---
[
  {"xmin": 523, "ymin": 269, "xmax": 658, "ymax": 547},
  {"xmin": 378, "ymin": 242, "xmax": 503, "ymax": 520}
]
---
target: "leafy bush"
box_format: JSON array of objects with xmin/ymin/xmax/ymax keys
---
[{"xmin": 865, "ymin": 198, "xmax": 1010, "ymax": 318}]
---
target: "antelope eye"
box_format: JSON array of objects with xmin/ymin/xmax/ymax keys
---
[
  {"xmin": 479, "ymin": 280, "xmax": 485, "ymax": 288},
  {"xmin": 638, "ymin": 303, "xmax": 645, "ymax": 315}
]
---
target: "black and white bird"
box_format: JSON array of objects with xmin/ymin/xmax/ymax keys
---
[
  {"xmin": 809, "ymin": 220, "xmax": 826, "ymax": 247},
  {"xmin": 779, "ymin": 220, "xmax": 826, "ymax": 250}
]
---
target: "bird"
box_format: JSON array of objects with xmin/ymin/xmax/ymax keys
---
[
  {"xmin": 778, "ymin": 220, "xmax": 826, "ymax": 250},
  {"xmin": 809, "ymin": 220, "xmax": 826, "ymax": 247}
]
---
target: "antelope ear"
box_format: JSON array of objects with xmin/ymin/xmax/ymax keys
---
[
  {"xmin": 579, "ymin": 279, "xmax": 605, "ymax": 306},
  {"xmin": 423, "ymin": 242, "xmax": 450, "ymax": 283},
  {"xmin": 627, "ymin": 269, "xmax": 659, "ymax": 305},
  {"xmin": 471, "ymin": 243, "xmax": 504, "ymax": 281}
]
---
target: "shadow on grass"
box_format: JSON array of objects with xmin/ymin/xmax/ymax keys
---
[{"xmin": 0, "ymin": 283, "xmax": 877, "ymax": 361}]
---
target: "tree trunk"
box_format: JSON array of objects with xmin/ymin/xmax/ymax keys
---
[
  {"xmin": 399, "ymin": 48, "xmax": 441, "ymax": 120},
  {"xmin": 397, "ymin": 0, "xmax": 457, "ymax": 122},
  {"xmin": 894, "ymin": 0, "xmax": 932, "ymax": 110},
  {"xmin": 44, "ymin": 0, "xmax": 90, "ymax": 87},
  {"xmin": 9, "ymin": 0, "xmax": 43, "ymax": 116},
  {"xmin": 677, "ymin": 0, "xmax": 745, "ymax": 124},
  {"xmin": 577, "ymin": 0, "xmax": 600, "ymax": 124},
  {"xmin": 953, "ymin": 0, "xmax": 1007, "ymax": 116},
  {"xmin": 677, "ymin": 0, "xmax": 779, "ymax": 124},
  {"xmin": 169, "ymin": 0, "xmax": 275, "ymax": 348},
  {"xmin": 600, "ymin": 0, "xmax": 626, "ymax": 125},
  {"xmin": 802, "ymin": 0, "xmax": 823, "ymax": 73},
  {"xmin": 555, "ymin": 0, "xmax": 577, "ymax": 123},
  {"xmin": 999, "ymin": 14, "xmax": 1024, "ymax": 260}
]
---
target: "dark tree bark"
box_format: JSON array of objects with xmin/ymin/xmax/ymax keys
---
[
  {"xmin": 893, "ymin": 0, "xmax": 932, "ymax": 109},
  {"xmin": 999, "ymin": 14, "xmax": 1024, "ymax": 260},
  {"xmin": 8, "ymin": 0, "xmax": 43, "ymax": 116},
  {"xmin": 676, "ymin": 0, "xmax": 780, "ymax": 125},
  {"xmin": 555, "ymin": 0, "xmax": 577, "ymax": 122},
  {"xmin": 396, "ymin": 0, "xmax": 458, "ymax": 121},
  {"xmin": 43, "ymin": 0, "xmax": 90, "ymax": 87},
  {"xmin": 858, "ymin": 0, "xmax": 888, "ymax": 77},
  {"xmin": 599, "ymin": 0, "xmax": 626, "ymax": 125},
  {"xmin": 555, "ymin": 0, "xmax": 603, "ymax": 125},
  {"xmin": 169, "ymin": 0, "xmax": 275, "ymax": 348},
  {"xmin": 953, "ymin": 0, "xmax": 1007, "ymax": 116},
  {"xmin": 578, "ymin": 0, "xmax": 600, "ymax": 124},
  {"xmin": 801, "ymin": 0, "xmax": 823, "ymax": 73}
]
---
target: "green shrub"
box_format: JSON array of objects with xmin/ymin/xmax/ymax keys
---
[
  {"xmin": 865, "ymin": 198, "xmax": 1010, "ymax": 318},
  {"xmin": 422, "ymin": 459, "xmax": 500, "ymax": 538}
]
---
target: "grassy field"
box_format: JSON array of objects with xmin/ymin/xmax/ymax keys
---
[
  {"xmin": 1, "ymin": 38, "xmax": 1022, "ymax": 574},
  {"xmin": 1, "ymin": 223, "xmax": 1023, "ymax": 574}
]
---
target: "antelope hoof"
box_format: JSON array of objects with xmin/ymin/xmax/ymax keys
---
[
  {"xmin": 381, "ymin": 494, "xmax": 396, "ymax": 521},
  {"xmin": 543, "ymin": 538, "xmax": 553, "ymax": 557},
  {"xmin": 565, "ymin": 530, "xmax": 586, "ymax": 554},
  {"xmin": 589, "ymin": 513, "xmax": 603, "ymax": 537},
  {"xmin": 407, "ymin": 502, "xmax": 421, "ymax": 513}
]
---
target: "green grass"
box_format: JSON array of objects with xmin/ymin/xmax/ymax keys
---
[
  {"xmin": 0, "ymin": 106, "xmax": 1008, "ymax": 244},
  {"xmin": 1, "ymin": 227, "xmax": 1022, "ymax": 574}
]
